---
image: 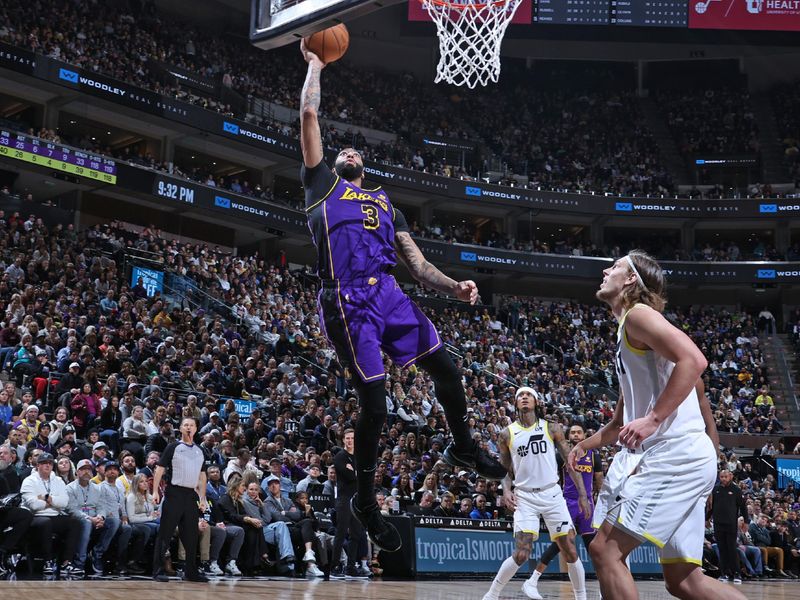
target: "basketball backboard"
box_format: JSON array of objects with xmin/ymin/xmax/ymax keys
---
[{"xmin": 250, "ymin": 0, "xmax": 405, "ymax": 50}]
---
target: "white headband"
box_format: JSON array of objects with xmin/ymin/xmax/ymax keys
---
[
  {"xmin": 515, "ymin": 386, "xmax": 538, "ymax": 401},
  {"xmin": 625, "ymin": 255, "xmax": 647, "ymax": 291}
]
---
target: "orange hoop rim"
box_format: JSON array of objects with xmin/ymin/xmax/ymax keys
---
[{"xmin": 419, "ymin": 0, "xmax": 513, "ymax": 10}]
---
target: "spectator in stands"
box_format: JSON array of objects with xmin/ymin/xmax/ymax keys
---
[
  {"xmin": 21, "ymin": 453, "xmax": 82, "ymax": 576},
  {"xmin": 0, "ymin": 443, "xmax": 33, "ymax": 575},
  {"xmin": 750, "ymin": 514, "xmax": 789, "ymax": 577},
  {"xmin": 242, "ymin": 480, "xmax": 298, "ymax": 575},
  {"xmin": 434, "ymin": 491, "xmax": 457, "ymax": 517},
  {"xmin": 125, "ymin": 472, "xmax": 159, "ymax": 573},
  {"xmin": 470, "ymin": 494, "xmax": 493, "ymax": 519}
]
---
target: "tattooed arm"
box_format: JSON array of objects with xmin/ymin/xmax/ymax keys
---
[
  {"xmin": 497, "ymin": 427, "xmax": 516, "ymax": 510},
  {"xmin": 551, "ymin": 422, "xmax": 591, "ymax": 518},
  {"xmin": 394, "ymin": 231, "xmax": 478, "ymax": 304},
  {"xmin": 299, "ymin": 40, "xmax": 325, "ymax": 168}
]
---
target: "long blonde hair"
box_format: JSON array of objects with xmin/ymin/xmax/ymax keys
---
[{"xmin": 621, "ymin": 250, "xmax": 667, "ymax": 312}]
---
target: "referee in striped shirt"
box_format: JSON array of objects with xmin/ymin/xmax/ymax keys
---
[{"xmin": 152, "ymin": 416, "xmax": 208, "ymax": 582}]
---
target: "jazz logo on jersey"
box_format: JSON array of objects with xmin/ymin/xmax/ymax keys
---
[
  {"xmin": 517, "ymin": 434, "xmax": 547, "ymax": 457},
  {"xmin": 340, "ymin": 187, "xmax": 388, "ymax": 212}
]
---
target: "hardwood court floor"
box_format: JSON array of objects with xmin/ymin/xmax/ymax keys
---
[{"xmin": 0, "ymin": 577, "xmax": 797, "ymax": 599}]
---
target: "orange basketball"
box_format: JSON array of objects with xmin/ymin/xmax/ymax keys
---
[{"xmin": 304, "ymin": 23, "xmax": 349, "ymax": 64}]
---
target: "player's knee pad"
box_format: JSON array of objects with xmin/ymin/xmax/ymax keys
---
[{"xmin": 352, "ymin": 379, "xmax": 388, "ymax": 423}]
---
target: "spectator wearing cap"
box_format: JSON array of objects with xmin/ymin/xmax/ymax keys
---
[
  {"xmin": 21, "ymin": 453, "xmax": 83, "ymax": 576},
  {"xmin": 200, "ymin": 412, "xmax": 223, "ymax": 436},
  {"xmin": 91, "ymin": 440, "xmax": 109, "ymax": 466},
  {"xmin": 296, "ymin": 464, "xmax": 323, "ymax": 494},
  {"xmin": 0, "ymin": 443, "xmax": 33, "ymax": 575},
  {"xmin": 67, "ymin": 458, "xmax": 119, "ymax": 574},
  {"xmin": 262, "ymin": 457, "xmax": 293, "ymax": 500},
  {"xmin": 53, "ymin": 361, "xmax": 84, "ymax": 400}
]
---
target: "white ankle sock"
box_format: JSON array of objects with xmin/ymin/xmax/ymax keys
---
[
  {"xmin": 567, "ymin": 559, "xmax": 586, "ymax": 600},
  {"xmin": 528, "ymin": 569, "xmax": 542, "ymax": 583},
  {"xmin": 489, "ymin": 556, "xmax": 521, "ymax": 595}
]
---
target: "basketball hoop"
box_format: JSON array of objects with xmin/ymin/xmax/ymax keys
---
[{"xmin": 420, "ymin": 0, "xmax": 522, "ymax": 89}]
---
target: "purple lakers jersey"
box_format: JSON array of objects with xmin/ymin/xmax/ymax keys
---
[
  {"xmin": 563, "ymin": 448, "xmax": 596, "ymax": 500},
  {"xmin": 306, "ymin": 175, "xmax": 398, "ymax": 281}
]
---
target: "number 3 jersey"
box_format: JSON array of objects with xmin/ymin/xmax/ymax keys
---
[
  {"xmin": 302, "ymin": 160, "xmax": 406, "ymax": 281},
  {"xmin": 509, "ymin": 418, "xmax": 559, "ymax": 490}
]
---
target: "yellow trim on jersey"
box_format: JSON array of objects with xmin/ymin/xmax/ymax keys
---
[
  {"xmin": 305, "ymin": 174, "xmax": 341, "ymax": 212},
  {"xmin": 361, "ymin": 184, "xmax": 382, "ymax": 192},
  {"xmin": 512, "ymin": 420, "xmax": 539, "ymax": 432},
  {"xmin": 619, "ymin": 305, "xmax": 647, "ymax": 356},
  {"xmin": 544, "ymin": 420, "xmax": 553, "ymax": 443},
  {"xmin": 335, "ymin": 281, "xmax": 382, "ymax": 383},
  {"xmin": 551, "ymin": 530, "xmax": 571, "ymax": 540},
  {"xmin": 323, "ymin": 201, "xmax": 335, "ymax": 279},
  {"xmin": 507, "ymin": 427, "xmax": 515, "ymax": 451},
  {"xmin": 660, "ymin": 558, "xmax": 702, "ymax": 566}
]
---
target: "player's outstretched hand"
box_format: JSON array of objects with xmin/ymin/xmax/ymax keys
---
[
  {"xmin": 618, "ymin": 414, "xmax": 659, "ymax": 449},
  {"xmin": 300, "ymin": 39, "xmax": 327, "ymax": 68},
  {"xmin": 567, "ymin": 442, "xmax": 586, "ymax": 472},
  {"xmin": 500, "ymin": 489, "xmax": 517, "ymax": 512},
  {"xmin": 455, "ymin": 280, "xmax": 479, "ymax": 305}
]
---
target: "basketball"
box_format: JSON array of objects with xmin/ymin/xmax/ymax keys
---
[{"xmin": 304, "ymin": 23, "xmax": 349, "ymax": 64}]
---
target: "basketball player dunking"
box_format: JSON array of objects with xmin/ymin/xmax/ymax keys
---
[
  {"xmin": 299, "ymin": 42, "xmax": 506, "ymax": 552},
  {"xmin": 568, "ymin": 251, "xmax": 746, "ymax": 600},
  {"xmin": 524, "ymin": 424, "xmax": 602, "ymax": 599},
  {"xmin": 483, "ymin": 387, "xmax": 589, "ymax": 600}
]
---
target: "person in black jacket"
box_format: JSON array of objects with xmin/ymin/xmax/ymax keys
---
[
  {"xmin": 0, "ymin": 443, "xmax": 34, "ymax": 575},
  {"xmin": 330, "ymin": 429, "xmax": 370, "ymax": 579},
  {"xmin": 145, "ymin": 421, "xmax": 175, "ymax": 457},
  {"xmin": 712, "ymin": 469, "xmax": 748, "ymax": 582},
  {"xmin": 217, "ymin": 474, "xmax": 269, "ymax": 575},
  {"xmin": 99, "ymin": 396, "xmax": 123, "ymax": 454}
]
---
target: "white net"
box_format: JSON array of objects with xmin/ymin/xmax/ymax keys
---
[{"xmin": 421, "ymin": 0, "xmax": 522, "ymax": 89}]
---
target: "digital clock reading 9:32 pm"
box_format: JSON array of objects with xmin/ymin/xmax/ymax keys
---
[
  {"xmin": 153, "ymin": 176, "xmax": 196, "ymax": 204},
  {"xmin": 0, "ymin": 130, "xmax": 117, "ymax": 184}
]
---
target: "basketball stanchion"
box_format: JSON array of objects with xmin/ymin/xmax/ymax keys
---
[{"xmin": 420, "ymin": 0, "xmax": 523, "ymax": 88}]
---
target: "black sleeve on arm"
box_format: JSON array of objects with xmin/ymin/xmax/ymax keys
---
[
  {"xmin": 333, "ymin": 449, "xmax": 356, "ymax": 484},
  {"xmin": 592, "ymin": 451, "xmax": 603, "ymax": 473},
  {"xmin": 158, "ymin": 442, "xmax": 177, "ymax": 468},
  {"xmin": 393, "ymin": 207, "xmax": 410, "ymax": 233},
  {"xmin": 301, "ymin": 160, "xmax": 337, "ymax": 209}
]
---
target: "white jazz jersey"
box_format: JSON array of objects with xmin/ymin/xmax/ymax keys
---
[
  {"xmin": 615, "ymin": 304, "xmax": 704, "ymax": 444},
  {"xmin": 508, "ymin": 418, "xmax": 558, "ymax": 490}
]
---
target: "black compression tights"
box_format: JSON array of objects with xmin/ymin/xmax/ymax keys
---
[{"xmin": 351, "ymin": 348, "xmax": 472, "ymax": 509}]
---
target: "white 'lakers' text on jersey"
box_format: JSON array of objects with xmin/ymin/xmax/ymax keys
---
[
  {"xmin": 614, "ymin": 304, "xmax": 704, "ymax": 444},
  {"xmin": 509, "ymin": 418, "xmax": 558, "ymax": 489}
]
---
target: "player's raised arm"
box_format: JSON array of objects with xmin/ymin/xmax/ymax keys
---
[
  {"xmin": 394, "ymin": 231, "xmax": 478, "ymax": 303},
  {"xmin": 618, "ymin": 305, "xmax": 707, "ymax": 448},
  {"xmin": 299, "ymin": 40, "xmax": 326, "ymax": 168}
]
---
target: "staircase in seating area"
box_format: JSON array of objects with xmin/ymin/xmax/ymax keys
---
[
  {"xmin": 761, "ymin": 334, "xmax": 800, "ymax": 434},
  {"xmin": 751, "ymin": 92, "xmax": 790, "ymax": 184},
  {"xmin": 638, "ymin": 96, "xmax": 691, "ymax": 185}
]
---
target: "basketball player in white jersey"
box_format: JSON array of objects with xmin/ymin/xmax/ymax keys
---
[
  {"xmin": 568, "ymin": 251, "xmax": 746, "ymax": 600},
  {"xmin": 482, "ymin": 387, "xmax": 590, "ymax": 600}
]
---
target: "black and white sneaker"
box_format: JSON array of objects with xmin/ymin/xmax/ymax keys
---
[
  {"xmin": 350, "ymin": 495, "xmax": 402, "ymax": 552},
  {"xmin": 330, "ymin": 565, "xmax": 347, "ymax": 580},
  {"xmin": 62, "ymin": 562, "xmax": 85, "ymax": 577},
  {"xmin": 43, "ymin": 560, "xmax": 58, "ymax": 575},
  {"xmin": 443, "ymin": 441, "xmax": 507, "ymax": 480},
  {"xmin": 345, "ymin": 565, "xmax": 371, "ymax": 579}
]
